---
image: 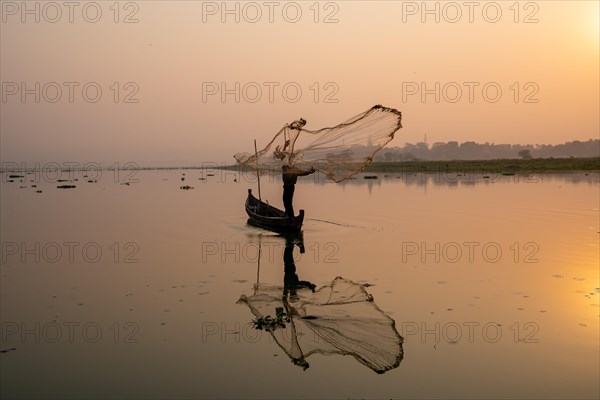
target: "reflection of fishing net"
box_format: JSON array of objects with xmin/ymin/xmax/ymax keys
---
[
  {"xmin": 234, "ymin": 105, "xmax": 402, "ymax": 182},
  {"xmin": 237, "ymin": 277, "xmax": 403, "ymax": 373}
]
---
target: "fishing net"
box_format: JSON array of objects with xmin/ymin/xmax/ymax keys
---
[
  {"xmin": 237, "ymin": 277, "xmax": 404, "ymax": 373},
  {"xmin": 234, "ymin": 105, "xmax": 402, "ymax": 182}
]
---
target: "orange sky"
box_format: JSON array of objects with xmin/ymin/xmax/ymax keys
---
[{"xmin": 1, "ymin": 0, "xmax": 598, "ymax": 164}]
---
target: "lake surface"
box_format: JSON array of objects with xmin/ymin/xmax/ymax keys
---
[{"xmin": 1, "ymin": 168, "xmax": 598, "ymax": 399}]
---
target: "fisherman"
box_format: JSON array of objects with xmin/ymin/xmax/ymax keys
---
[{"xmin": 282, "ymin": 164, "xmax": 315, "ymax": 218}]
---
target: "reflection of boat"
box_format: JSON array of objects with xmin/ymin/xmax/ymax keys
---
[
  {"xmin": 237, "ymin": 235, "xmax": 403, "ymax": 374},
  {"xmin": 245, "ymin": 189, "xmax": 304, "ymax": 233}
]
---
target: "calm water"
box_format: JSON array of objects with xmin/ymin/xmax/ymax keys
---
[{"xmin": 1, "ymin": 169, "xmax": 599, "ymax": 399}]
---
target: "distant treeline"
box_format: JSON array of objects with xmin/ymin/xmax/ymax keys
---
[{"xmin": 373, "ymin": 139, "xmax": 600, "ymax": 161}]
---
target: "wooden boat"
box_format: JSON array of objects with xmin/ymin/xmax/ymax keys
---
[{"xmin": 245, "ymin": 189, "xmax": 304, "ymax": 232}]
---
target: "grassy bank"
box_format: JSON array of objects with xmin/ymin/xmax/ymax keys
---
[{"xmin": 364, "ymin": 158, "xmax": 600, "ymax": 174}]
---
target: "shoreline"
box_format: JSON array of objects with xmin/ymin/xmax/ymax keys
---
[
  {"xmin": 1, "ymin": 158, "xmax": 598, "ymax": 174},
  {"xmin": 364, "ymin": 158, "xmax": 600, "ymax": 173}
]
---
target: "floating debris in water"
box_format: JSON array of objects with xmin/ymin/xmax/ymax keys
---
[
  {"xmin": 36, "ymin": 190, "xmax": 42, "ymax": 193},
  {"xmin": 180, "ymin": 185, "xmax": 194, "ymax": 190},
  {"xmin": 252, "ymin": 307, "xmax": 291, "ymax": 331},
  {"xmin": 364, "ymin": 175, "xmax": 378, "ymax": 179},
  {"xmin": 57, "ymin": 185, "xmax": 76, "ymax": 189},
  {"xmin": 0, "ymin": 347, "xmax": 17, "ymax": 354},
  {"xmin": 181, "ymin": 177, "xmax": 185, "ymax": 181}
]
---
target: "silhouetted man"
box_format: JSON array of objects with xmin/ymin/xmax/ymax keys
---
[{"xmin": 282, "ymin": 165, "xmax": 315, "ymax": 218}]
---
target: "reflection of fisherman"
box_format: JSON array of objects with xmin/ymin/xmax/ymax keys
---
[
  {"xmin": 282, "ymin": 165, "xmax": 315, "ymax": 218},
  {"xmin": 283, "ymin": 238, "xmax": 315, "ymax": 300}
]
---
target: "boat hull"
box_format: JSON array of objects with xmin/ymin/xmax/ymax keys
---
[{"xmin": 245, "ymin": 189, "xmax": 304, "ymax": 233}]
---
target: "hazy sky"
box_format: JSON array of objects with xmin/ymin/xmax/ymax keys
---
[{"xmin": 1, "ymin": 0, "xmax": 598, "ymax": 165}]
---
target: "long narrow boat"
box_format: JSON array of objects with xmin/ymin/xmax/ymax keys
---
[{"xmin": 245, "ymin": 189, "xmax": 304, "ymax": 232}]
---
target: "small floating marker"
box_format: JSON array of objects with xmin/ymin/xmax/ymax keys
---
[{"xmin": 0, "ymin": 347, "xmax": 17, "ymax": 354}]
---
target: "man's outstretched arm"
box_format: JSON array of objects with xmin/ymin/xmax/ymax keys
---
[{"xmin": 286, "ymin": 166, "xmax": 315, "ymax": 177}]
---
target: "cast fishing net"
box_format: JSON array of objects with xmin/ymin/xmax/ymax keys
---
[{"xmin": 234, "ymin": 105, "xmax": 402, "ymax": 182}]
